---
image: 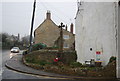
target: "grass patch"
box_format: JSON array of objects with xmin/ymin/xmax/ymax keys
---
[{"xmin": 70, "ymin": 62, "xmax": 82, "ymax": 68}]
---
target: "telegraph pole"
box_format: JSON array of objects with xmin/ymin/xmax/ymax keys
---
[
  {"xmin": 29, "ymin": 0, "xmax": 36, "ymax": 52},
  {"xmin": 59, "ymin": 22, "xmax": 65, "ymax": 53}
]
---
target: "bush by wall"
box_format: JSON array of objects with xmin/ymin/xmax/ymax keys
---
[
  {"xmin": 70, "ymin": 62, "xmax": 82, "ymax": 68},
  {"xmin": 109, "ymin": 56, "xmax": 116, "ymax": 63},
  {"xmin": 32, "ymin": 43, "xmax": 47, "ymax": 51}
]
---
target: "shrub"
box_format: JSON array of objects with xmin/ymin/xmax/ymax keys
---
[
  {"xmin": 60, "ymin": 51, "xmax": 77, "ymax": 64},
  {"xmin": 109, "ymin": 56, "xmax": 116, "ymax": 63},
  {"xmin": 81, "ymin": 63, "xmax": 88, "ymax": 67},
  {"xmin": 25, "ymin": 57, "xmax": 36, "ymax": 63},
  {"xmin": 39, "ymin": 60, "xmax": 52, "ymax": 66},
  {"xmin": 70, "ymin": 62, "xmax": 82, "ymax": 68},
  {"xmin": 25, "ymin": 56, "xmax": 52, "ymax": 66},
  {"xmin": 32, "ymin": 43, "xmax": 47, "ymax": 51},
  {"xmin": 23, "ymin": 50, "xmax": 28, "ymax": 55}
]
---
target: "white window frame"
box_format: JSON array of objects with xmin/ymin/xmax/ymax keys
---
[
  {"xmin": 63, "ymin": 43, "xmax": 69, "ymax": 48},
  {"xmin": 63, "ymin": 35, "xmax": 69, "ymax": 39}
]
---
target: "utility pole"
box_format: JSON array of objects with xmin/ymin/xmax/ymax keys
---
[
  {"xmin": 59, "ymin": 22, "xmax": 65, "ymax": 53},
  {"xmin": 29, "ymin": 0, "xmax": 36, "ymax": 52}
]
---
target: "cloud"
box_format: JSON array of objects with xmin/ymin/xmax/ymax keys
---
[{"xmin": 1, "ymin": 0, "xmax": 119, "ymax": 2}]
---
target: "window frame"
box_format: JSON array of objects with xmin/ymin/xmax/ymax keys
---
[
  {"xmin": 63, "ymin": 42, "xmax": 69, "ymax": 48},
  {"xmin": 63, "ymin": 35, "xmax": 69, "ymax": 39}
]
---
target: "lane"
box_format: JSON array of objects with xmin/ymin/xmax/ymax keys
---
[
  {"xmin": 2, "ymin": 50, "xmax": 51, "ymax": 79},
  {"xmin": 2, "ymin": 50, "xmax": 10, "ymax": 68}
]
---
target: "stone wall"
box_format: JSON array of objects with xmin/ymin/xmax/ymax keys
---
[
  {"xmin": 62, "ymin": 30, "xmax": 75, "ymax": 50},
  {"xmin": 25, "ymin": 50, "xmax": 77, "ymax": 64},
  {"xmin": 34, "ymin": 19, "xmax": 60, "ymax": 47}
]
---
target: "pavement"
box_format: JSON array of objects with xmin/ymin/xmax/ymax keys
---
[{"xmin": 5, "ymin": 54, "xmax": 120, "ymax": 81}]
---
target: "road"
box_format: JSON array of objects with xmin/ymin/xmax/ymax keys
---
[
  {"xmin": 1, "ymin": 50, "xmax": 119, "ymax": 81},
  {"xmin": 1, "ymin": 50, "xmax": 54, "ymax": 80}
]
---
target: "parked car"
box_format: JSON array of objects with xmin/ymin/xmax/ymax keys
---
[{"xmin": 11, "ymin": 47, "xmax": 20, "ymax": 53}]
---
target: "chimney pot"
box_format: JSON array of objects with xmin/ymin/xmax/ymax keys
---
[
  {"xmin": 65, "ymin": 25, "xmax": 68, "ymax": 31},
  {"xmin": 70, "ymin": 23, "xmax": 73, "ymax": 34},
  {"xmin": 46, "ymin": 10, "xmax": 51, "ymax": 19}
]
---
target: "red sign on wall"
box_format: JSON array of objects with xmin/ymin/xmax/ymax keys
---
[{"xmin": 96, "ymin": 51, "xmax": 101, "ymax": 54}]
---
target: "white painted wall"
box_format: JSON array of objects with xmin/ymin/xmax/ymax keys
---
[
  {"xmin": 117, "ymin": 2, "xmax": 120, "ymax": 78},
  {"xmin": 75, "ymin": 2, "xmax": 118, "ymax": 66}
]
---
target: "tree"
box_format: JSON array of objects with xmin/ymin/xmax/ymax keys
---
[
  {"xmin": 1, "ymin": 33, "xmax": 21, "ymax": 49},
  {"xmin": 21, "ymin": 35, "xmax": 33, "ymax": 47},
  {"xmin": 2, "ymin": 33, "xmax": 8, "ymax": 43}
]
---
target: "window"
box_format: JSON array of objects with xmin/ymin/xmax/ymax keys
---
[
  {"xmin": 63, "ymin": 35, "xmax": 69, "ymax": 39},
  {"xmin": 63, "ymin": 43, "xmax": 69, "ymax": 48}
]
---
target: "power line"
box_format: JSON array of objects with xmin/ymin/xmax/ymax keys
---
[
  {"xmin": 44, "ymin": 2, "xmax": 73, "ymax": 20},
  {"xmin": 52, "ymin": 12, "xmax": 68, "ymax": 24},
  {"xmin": 37, "ymin": 1, "xmax": 73, "ymax": 24}
]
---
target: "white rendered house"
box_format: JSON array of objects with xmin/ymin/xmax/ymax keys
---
[{"xmin": 75, "ymin": 0, "xmax": 120, "ymax": 78}]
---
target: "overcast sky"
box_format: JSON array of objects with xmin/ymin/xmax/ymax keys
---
[{"xmin": 1, "ymin": 0, "xmax": 78, "ymax": 37}]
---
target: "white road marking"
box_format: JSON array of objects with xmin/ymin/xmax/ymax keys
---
[
  {"xmin": 3, "ymin": 50, "xmax": 68, "ymax": 79},
  {"xmin": 6, "ymin": 68, "xmax": 67, "ymax": 79}
]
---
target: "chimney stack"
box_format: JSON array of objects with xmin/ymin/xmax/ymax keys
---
[
  {"xmin": 65, "ymin": 25, "xmax": 68, "ymax": 31},
  {"xmin": 46, "ymin": 10, "xmax": 51, "ymax": 19},
  {"xmin": 70, "ymin": 23, "xmax": 73, "ymax": 34}
]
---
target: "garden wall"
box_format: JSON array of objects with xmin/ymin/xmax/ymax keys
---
[{"xmin": 24, "ymin": 50, "xmax": 77, "ymax": 64}]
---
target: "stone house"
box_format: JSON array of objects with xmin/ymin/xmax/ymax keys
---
[{"xmin": 34, "ymin": 11, "xmax": 75, "ymax": 50}]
